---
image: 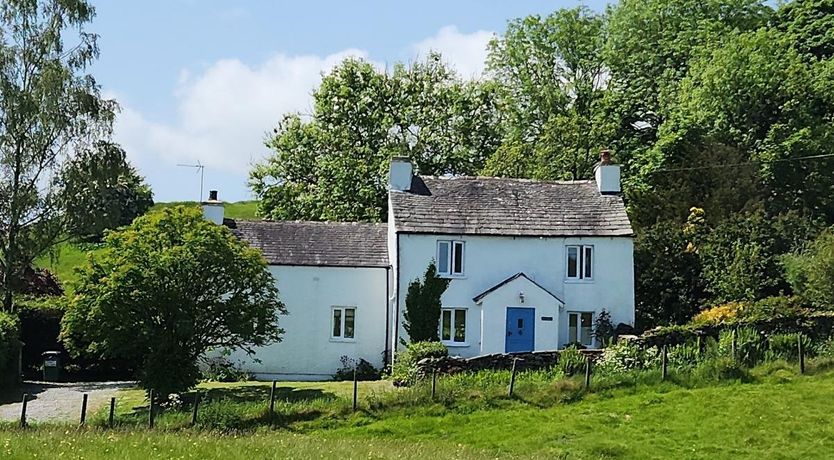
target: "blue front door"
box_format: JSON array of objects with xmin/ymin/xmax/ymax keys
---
[{"xmin": 505, "ymin": 307, "xmax": 535, "ymax": 353}]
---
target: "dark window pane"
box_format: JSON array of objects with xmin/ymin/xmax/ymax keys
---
[
  {"xmin": 454, "ymin": 309, "xmax": 466, "ymax": 342},
  {"xmin": 583, "ymin": 246, "xmax": 593, "ymax": 279},
  {"xmin": 441, "ymin": 310, "xmax": 452, "ymax": 341},
  {"xmin": 437, "ymin": 242, "xmax": 450, "ymax": 274},
  {"xmin": 568, "ymin": 314, "xmax": 578, "ymax": 343},
  {"xmin": 344, "ymin": 308, "xmax": 355, "ymax": 339},
  {"xmin": 333, "ymin": 309, "xmax": 342, "ymax": 337},
  {"xmin": 453, "ymin": 242, "xmax": 464, "ymax": 274},
  {"xmin": 567, "ymin": 247, "xmax": 578, "ymax": 278}
]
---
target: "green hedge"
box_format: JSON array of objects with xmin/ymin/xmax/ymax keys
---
[{"xmin": 0, "ymin": 311, "xmax": 21, "ymax": 388}]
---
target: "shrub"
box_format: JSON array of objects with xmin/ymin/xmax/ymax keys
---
[
  {"xmin": 667, "ymin": 342, "xmax": 701, "ymax": 371},
  {"xmin": 593, "ymin": 310, "xmax": 615, "ymax": 346},
  {"xmin": 201, "ymin": 355, "xmax": 252, "ymax": 382},
  {"xmin": 390, "ymin": 341, "xmax": 448, "ymax": 386},
  {"xmin": 742, "ymin": 296, "xmax": 806, "ymax": 322},
  {"xmin": 718, "ymin": 327, "xmax": 766, "ymax": 367},
  {"xmin": 692, "ymin": 301, "xmax": 747, "ymax": 325},
  {"xmin": 767, "ymin": 333, "xmax": 811, "ymax": 361},
  {"xmin": 558, "ymin": 345, "xmax": 586, "ymax": 376},
  {"xmin": 596, "ymin": 341, "xmax": 658, "ymax": 375},
  {"xmin": 333, "ymin": 356, "xmax": 381, "ymax": 381},
  {"xmin": 0, "ymin": 312, "xmax": 20, "ymax": 388}
]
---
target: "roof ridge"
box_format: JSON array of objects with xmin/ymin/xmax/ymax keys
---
[
  {"xmin": 419, "ymin": 175, "xmax": 595, "ymax": 185},
  {"xmin": 234, "ymin": 219, "xmax": 385, "ymax": 227}
]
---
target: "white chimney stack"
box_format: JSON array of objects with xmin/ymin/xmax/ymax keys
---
[
  {"xmin": 389, "ymin": 157, "xmax": 413, "ymax": 191},
  {"xmin": 594, "ymin": 150, "xmax": 621, "ymax": 195},
  {"xmin": 202, "ymin": 190, "xmax": 224, "ymax": 224}
]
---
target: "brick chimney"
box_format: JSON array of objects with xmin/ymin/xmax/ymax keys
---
[
  {"xmin": 594, "ymin": 150, "xmax": 621, "ymax": 195},
  {"xmin": 202, "ymin": 190, "xmax": 224, "ymax": 224},
  {"xmin": 388, "ymin": 157, "xmax": 413, "ymax": 191}
]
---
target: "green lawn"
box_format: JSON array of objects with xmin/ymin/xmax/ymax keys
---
[
  {"xmin": 4, "ymin": 369, "xmax": 834, "ymax": 459},
  {"xmin": 36, "ymin": 200, "xmax": 260, "ymax": 286}
]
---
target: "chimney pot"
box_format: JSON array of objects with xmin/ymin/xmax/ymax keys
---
[
  {"xmin": 599, "ymin": 149, "xmax": 612, "ymax": 165},
  {"xmin": 208, "ymin": 190, "xmax": 218, "ymax": 201}
]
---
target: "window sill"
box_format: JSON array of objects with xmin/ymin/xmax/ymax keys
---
[
  {"xmin": 564, "ymin": 278, "xmax": 595, "ymax": 284},
  {"xmin": 438, "ymin": 274, "xmax": 467, "ymax": 280},
  {"xmin": 442, "ymin": 341, "xmax": 470, "ymax": 348},
  {"xmin": 329, "ymin": 338, "xmax": 357, "ymax": 343}
]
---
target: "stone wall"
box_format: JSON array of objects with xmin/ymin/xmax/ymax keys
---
[{"xmin": 416, "ymin": 349, "xmax": 603, "ymax": 379}]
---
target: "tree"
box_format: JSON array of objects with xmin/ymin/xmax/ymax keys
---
[
  {"xmin": 250, "ymin": 55, "xmax": 502, "ymax": 222},
  {"xmin": 403, "ymin": 263, "xmax": 450, "ymax": 343},
  {"xmin": 483, "ymin": 7, "xmax": 611, "ymax": 181},
  {"xmin": 61, "ymin": 206, "xmax": 286, "ymax": 398},
  {"xmin": 0, "ymin": 0, "xmax": 116, "ymax": 311},
  {"xmin": 62, "ymin": 141, "xmax": 153, "ymax": 242},
  {"xmin": 784, "ymin": 228, "xmax": 834, "ymax": 310}
]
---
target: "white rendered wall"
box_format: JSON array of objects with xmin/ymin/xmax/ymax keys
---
[
  {"xmin": 226, "ymin": 265, "xmax": 389, "ymax": 380},
  {"xmin": 394, "ymin": 233, "xmax": 634, "ymax": 357}
]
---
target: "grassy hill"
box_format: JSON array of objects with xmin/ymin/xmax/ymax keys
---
[{"xmin": 36, "ymin": 201, "xmax": 260, "ymax": 287}]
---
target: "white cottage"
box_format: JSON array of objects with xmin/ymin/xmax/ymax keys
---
[{"xmin": 211, "ymin": 153, "xmax": 634, "ymax": 380}]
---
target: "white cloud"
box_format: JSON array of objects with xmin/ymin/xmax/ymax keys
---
[
  {"xmin": 111, "ymin": 26, "xmax": 494, "ymax": 201},
  {"xmin": 113, "ymin": 49, "xmax": 370, "ymax": 175},
  {"xmin": 410, "ymin": 25, "xmax": 494, "ymax": 78}
]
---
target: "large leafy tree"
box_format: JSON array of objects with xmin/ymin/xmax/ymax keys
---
[
  {"xmin": 483, "ymin": 7, "xmax": 611, "ymax": 180},
  {"xmin": 250, "ymin": 54, "xmax": 502, "ymax": 222},
  {"xmin": 0, "ymin": 0, "xmax": 116, "ymax": 311},
  {"xmin": 62, "ymin": 141, "xmax": 154, "ymax": 242},
  {"xmin": 61, "ymin": 207, "xmax": 286, "ymax": 398}
]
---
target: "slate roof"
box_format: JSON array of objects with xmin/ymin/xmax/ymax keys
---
[
  {"xmin": 390, "ymin": 176, "xmax": 633, "ymax": 237},
  {"xmin": 472, "ymin": 272, "xmax": 564, "ymax": 304},
  {"xmin": 227, "ymin": 220, "xmax": 389, "ymax": 268}
]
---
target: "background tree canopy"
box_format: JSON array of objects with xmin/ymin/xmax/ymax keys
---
[{"xmin": 252, "ymin": 0, "xmax": 834, "ymax": 328}]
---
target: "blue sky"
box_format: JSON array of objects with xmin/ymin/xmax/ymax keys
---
[{"xmin": 90, "ymin": 0, "xmax": 607, "ymax": 202}]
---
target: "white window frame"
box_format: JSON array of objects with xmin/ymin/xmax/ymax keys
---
[
  {"xmin": 566, "ymin": 245, "xmax": 594, "ymax": 281},
  {"xmin": 437, "ymin": 240, "xmax": 465, "ymax": 278},
  {"xmin": 439, "ymin": 307, "xmax": 467, "ymax": 346},
  {"xmin": 331, "ymin": 306, "xmax": 357, "ymax": 341},
  {"xmin": 567, "ymin": 311, "xmax": 594, "ymax": 347}
]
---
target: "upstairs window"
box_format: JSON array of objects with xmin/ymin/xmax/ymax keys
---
[
  {"xmin": 440, "ymin": 308, "xmax": 467, "ymax": 344},
  {"xmin": 332, "ymin": 307, "xmax": 356, "ymax": 340},
  {"xmin": 566, "ymin": 245, "xmax": 593, "ymax": 280},
  {"xmin": 437, "ymin": 240, "xmax": 465, "ymax": 277}
]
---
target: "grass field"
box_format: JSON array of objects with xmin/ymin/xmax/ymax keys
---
[
  {"xmin": 3, "ymin": 364, "xmax": 834, "ymax": 459},
  {"xmin": 36, "ymin": 200, "xmax": 260, "ymax": 286}
]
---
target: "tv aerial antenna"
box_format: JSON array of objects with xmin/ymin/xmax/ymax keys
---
[{"xmin": 176, "ymin": 161, "xmax": 205, "ymax": 201}]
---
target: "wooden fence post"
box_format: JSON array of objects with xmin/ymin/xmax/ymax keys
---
[
  {"xmin": 19, "ymin": 394, "xmax": 28, "ymax": 428},
  {"xmin": 731, "ymin": 328, "xmax": 738, "ymax": 360},
  {"xmin": 661, "ymin": 345, "xmax": 669, "ymax": 381},
  {"xmin": 80, "ymin": 393, "xmax": 88, "ymax": 426},
  {"xmin": 798, "ymin": 335, "xmax": 806, "ymax": 375},
  {"xmin": 148, "ymin": 389, "xmax": 155, "ymax": 429},
  {"xmin": 108, "ymin": 397, "xmax": 116, "ymax": 428},
  {"xmin": 508, "ymin": 358, "xmax": 519, "ymax": 397},
  {"xmin": 269, "ymin": 380, "xmax": 277, "ymax": 419},
  {"xmin": 584, "ymin": 356, "xmax": 592, "ymax": 390},
  {"xmin": 431, "ymin": 368, "xmax": 437, "ymax": 400},
  {"xmin": 191, "ymin": 392, "xmax": 200, "ymax": 426},
  {"xmin": 352, "ymin": 366, "xmax": 358, "ymax": 412}
]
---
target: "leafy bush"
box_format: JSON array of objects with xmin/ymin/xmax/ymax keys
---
[
  {"xmin": 596, "ymin": 341, "xmax": 658, "ymax": 375},
  {"xmin": 593, "ymin": 310, "xmax": 615, "ymax": 346},
  {"xmin": 390, "ymin": 341, "xmax": 448, "ymax": 386},
  {"xmin": 718, "ymin": 327, "xmax": 767, "ymax": 367},
  {"xmin": 201, "ymin": 355, "xmax": 252, "ymax": 382},
  {"xmin": 0, "ymin": 312, "xmax": 20, "ymax": 388},
  {"xmin": 766, "ymin": 333, "xmax": 810, "ymax": 361},
  {"xmin": 333, "ymin": 356, "xmax": 381, "ymax": 381},
  {"xmin": 784, "ymin": 229, "xmax": 834, "ymax": 309},
  {"xmin": 667, "ymin": 342, "xmax": 701, "ymax": 371},
  {"xmin": 558, "ymin": 345, "xmax": 586, "ymax": 376},
  {"xmin": 692, "ymin": 301, "xmax": 746, "ymax": 325}
]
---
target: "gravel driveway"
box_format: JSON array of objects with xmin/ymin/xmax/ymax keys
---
[{"xmin": 0, "ymin": 381, "xmax": 135, "ymax": 423}]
